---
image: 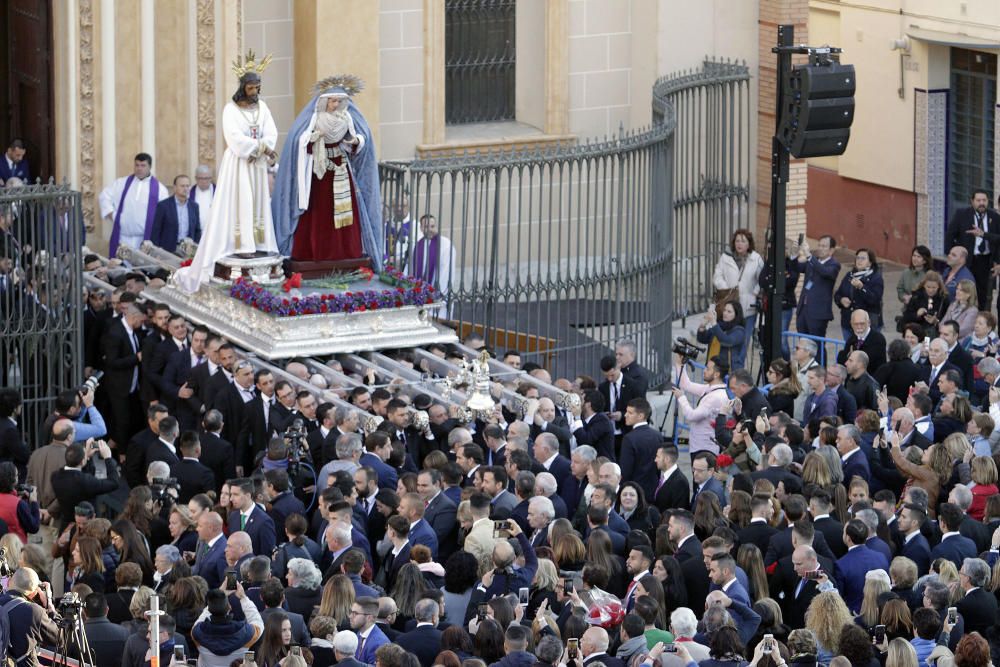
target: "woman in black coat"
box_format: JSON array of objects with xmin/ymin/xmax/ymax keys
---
[
  {"xmin": 873, "ymin": 339, "xmax": 925, "ymax": 403},
  {"xmin": 615, "ymin": 482, "xmax": 658, "ymax": 539},
  {"xmin": 898, "ymin": 270, "xmax": 949, "ymax": 338}
]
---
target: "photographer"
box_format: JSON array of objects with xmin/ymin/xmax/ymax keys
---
[
  {"xmin": 264, "ymin": 469, "xmax": 306, "ymax": 531},
  {"xmin": 50, "ymin": 441, "xmax": 121, "ymax": 530},
  {"xmin": 0, "ymin": 461, "xmax": 40, "ymax": 542},
  {"xmin": 672, "ymin": 353, "xmax": 730, "ymax": 457},
  {"xmin": 40, "ymin": 385, "xmax": 107, "ymax": 446},
  {"xmin": 0, "ymin": 567, "xmax": 61, "ymax": 667},
  {"xmin": 474, "ymin": 519, "xmax": 537, "ymax": 600}
]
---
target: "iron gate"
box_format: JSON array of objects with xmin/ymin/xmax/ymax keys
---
[
  {"xmin": 381, "ymin": 59, "xmax": 751, "ymax": 386},
  {"xmin": 0, "ymin": 183, "xmax": 84, "ymax": 447}
]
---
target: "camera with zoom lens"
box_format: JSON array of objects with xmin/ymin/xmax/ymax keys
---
[
  {"xmin": 14, "ymin": 483, "xmax": 34, "ymax": 499},
  {"xmin": 79, "ymin": 371, "xmax": 104, "ymax": 395},
  {"xmin": 673, "ymin": 337, "xmax": 706, "ymax": 360},
  {"xmin": 151, "ymin": 477, "xmax": 179, "ymax": 507},
  {"xmin": 58, "ymin": 591, "xmax": 83, "ymax": 612},
  {"xmin": 283, "ymin": 419, "xmax": 311, "ymax": 478}
]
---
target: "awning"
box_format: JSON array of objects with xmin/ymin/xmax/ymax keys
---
[{"xmin": 906, "ymin": 26, "xmax": 1000, "ymax": 50}]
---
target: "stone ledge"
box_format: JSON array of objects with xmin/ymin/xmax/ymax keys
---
[{"xmin": 416, "ymin": 133, "xmax": 578, "ymax": 159}]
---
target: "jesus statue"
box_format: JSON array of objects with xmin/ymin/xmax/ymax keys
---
[{"xmin": 174, "ymin": 50, "xmax": 279, "ymax": 293}]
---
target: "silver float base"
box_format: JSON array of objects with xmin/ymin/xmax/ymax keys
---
[{"xmin": 147, "ymin": 282, "xmax": 457, "ymax": 360}]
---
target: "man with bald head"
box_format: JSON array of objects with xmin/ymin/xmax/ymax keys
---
[
  {"xmin": 782, "ymin": 545, "xmax": 824, "ymax": 628},
  {"xmin": 842, "ymin": 349, "xmax": 879, "ymax": 411},
  {"xmin": 481, "ymin": 518, "xmax": 537, "ymax": 599},
  {"xmin": 581, "ymin": 626, "xmax": 625, "ymax": 667},
  {"xmin": 942, "ymin": 245, "xmax": 974, "ymax": 301},
  {"xmin": 529, "ymin": 397, "xmax": 571, "ymax": 457},
  {"xmin": 27, "ymin": 418, "xmax": 77, "ymax": 519},
  {"xmin": 192, "ymin": 511, "xmax": 227, "ymax": 589},
  {"xmin": 888, "ymin": 407, "xmax": 930, "ymax": 450},
  {"xmin": 224, "ymin": 531, "xmax": 254, "ymax": 580},
  {"xmin": 836, "ymin": 309, "xmax": 887, "ymax": 374}
]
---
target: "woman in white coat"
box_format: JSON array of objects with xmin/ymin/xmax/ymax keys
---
[{"xmin": 712, "ymin": 228, "xmax": 765, "ymax": 360}]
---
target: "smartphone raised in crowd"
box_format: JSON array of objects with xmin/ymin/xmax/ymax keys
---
[{"xmin": 567, "ymin": 639, "xmax": 579, "ymax": 660}]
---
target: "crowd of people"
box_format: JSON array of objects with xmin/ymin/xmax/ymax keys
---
[{"xmin": 7, "ymin": 174, "xmax": 1000, "ymax": 667}]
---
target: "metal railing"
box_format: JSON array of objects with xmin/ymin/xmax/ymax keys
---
[
  {"xmin": 0, "ymin": 183, "xmax": 84, "ymax": 447},
  {"xmin": 381, "ymin": 59, "xmax": 751, "ymax": 387},
  {"xmin": 654, "ymin": 59, "xmax": 753, "ymax": 321}
]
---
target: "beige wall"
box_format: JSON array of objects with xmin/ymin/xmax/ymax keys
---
[
  {"xmin": 379, "ymin": 0, "xmax": 424, "ymax": 161},
  {"xmin": 244, "ymin": 0, "xmax": 296, "ymax": 154}
]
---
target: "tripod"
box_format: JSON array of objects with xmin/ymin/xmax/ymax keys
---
[{"xmin": 53, "ymin": 607, "xmax": 95, "ymax": 667}]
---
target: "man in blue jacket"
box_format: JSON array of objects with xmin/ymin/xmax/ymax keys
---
[
  {"xmin": 834, "ymin": 518, "xmax": 889, "ymax": 612},
  {"xmin": 795, "ymin": 235, "xmax": 841, "ymax": 337}
]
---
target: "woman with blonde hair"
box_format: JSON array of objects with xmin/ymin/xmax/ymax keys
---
[
  {"xmin": 317, "ymin": 573, "xmax": 355, "ymax": 629},
  {"xmin": 816, "ymin": 445, "xmax": 845, "ymax": 485},
  {"xmin": 931, "ymin": 559, "xmax": 964, "ymax": 604},
  {"xmin": 886, "ymin": 636, "xmax": 918, "ymax": 667},
  {"xmin": 528, "ymin": 559, "xmax": 560, "ymax": 620},
  {"xmin": 0, "ymin": 533, "xmax": 22, "ymax": 575},
  {"xmin": 889, "ymin": 439, "xmax": 953, "ymax": 517},
  {"xmin": 551, "ymin": 532, "xmax": 585, "ymax": 573},
  {"xmin": 167, "ymin": 504, "xmax": 198, "ymax": 553},
  {"xmin": 19, "ymin": 543, "xmax": 49, "ymax": 583},
  {"xmin": 805, "ymin": 591, "xmax": 854, "ymax": 664},
  {"xmin": 801, "ymin": 452, "xmax": 833, "ymax": 488},
  {"xmin": 889, "ymin": 557, "xmax": 920, "ymax": 609},
  {"xmin": 856, "ymin": 569, "xmax": 891, "ymax": 630},
  {"xmin": 968, "ymin": 456, "xmax": 999, "ymax": 521},
  {"xmin": 736, "ymin": 544, "xmax": 769, "ymax": 604},
  {"xmin": 943, "ymin": 279, "xmax": 979, "ymax": 338}
]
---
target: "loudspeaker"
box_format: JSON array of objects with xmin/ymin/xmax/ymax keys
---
[{"xmin": 777, "ymin": 62, "xmax": 856, "ymax": 158}]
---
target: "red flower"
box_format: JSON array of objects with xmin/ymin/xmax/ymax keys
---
[
  {"xmin": 179, "ymin": 258, "xmax": 193, "ymax": 268},
  {"xmin": 358, "ymin": 305, "xmax": 366, "ymax": 312},
  {"xmin": 717, "ymin": 454, "xmax": 734, "ymax": 468},
  {"xmin": 320, "ymin": 304, "xmax": 329, "ymax": 313},
  {"xmin": 290, "ymin": 273, "xmax": 302, "ymax": 288}
]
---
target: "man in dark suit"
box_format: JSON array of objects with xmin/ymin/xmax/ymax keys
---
[
  {"xmin": 418, "ymin": 469, "xmax": 458, "ymax": 560},
  {"xmin": 898, "ymin": 503, "xmax": 932, "ymax": 576},
  {"xmin": 836, "ymin": 424, "xmax": 870, "ymax": 487},
  {"xmin": 99, "ymin": 303, "xmax": 146, "ymax": 450},
  {"xmin": 775, "ymin": 545, "xmax": 827, "ymax": 629},
  {"xmin": 0, "ymin": 139, "xmax": 30, "ymax": 183},
  {"xmin": 570, "ymin": 390, "xmax": 616, "ymax": 461},
  {"xmin": 619, "ymin": 398, "xmax": 663, "ymax": 502},
  {"xmin": 264, "ymin": 468, "xmax": 306, "ymax": 532},
  {"xmin": 940, "ymin": 320, "xmax": 976, "ymax": 391},
  {"xmin": 198, "ymin": 410, "xmax": 236, "ymax": 492},
  {"xmin": 192, "ymin": 511, "xmax": 227, "ymax": 589},
  {"xmin": 375, "ymin": 515, "xmax": 412, "ymax": 594},
  {"xmin": 122, "ymin": 404, "xmax": 167, "ymax": 488},
  {"xmin": 650, "ymin": 443, "xmax": 689, "ymax": 513},
  {"xmin": 836, "ymin": 310, "xmax": 887, "ymax": 375},
  {"xmin": 667, "ymin": 510, "xmax": 701, "ymax": 564},
  {"xmin": 690, "ymin": 451, "xmax": 727, "ymax": 508},
  {"xmin": 160, "ymin": 326, "xmax": 209, "ymax": 431},
  {"xmin": 528, "ymin": 397, "xmax": 573, "ymax": 459},
  {"xmin": 396, "ymin": 598, "xmax": 444, "ymax": 667},
  {"xmin": 737, "ymin": 496, "xmax": 778, "ymax": 555},
  {"xmin": 560, "ymin": 446, "xmax": 591, "ymax": 519},
  {"xmin": 751, "ymin": 444, "xmax": 803, "ymax": 497},
  {"xmin": 144, "ymin": 416, "xmax": 182, "ymax": 474},
  {"xmin": 598, "ymin": 355, "xmax": 643, "ymax": 451},
  {"xmin": 708, "ymin": 552, "xmax": 752, "ymax": 608},
  {"xmin": 532, "ymin": 433, "xmax": 572, "ymax": 496},
  {"xmin": 82, "ymin": 592, "xmax": 130, "ymax": 667},
  {"xmin": 150, "ymin": 175, "xmax": 201, "ymax": 252},
  {"xmin": 186, "ymin": 335, "xmax": 223, "ymax": 407},
  {"xmin": 139, "ymin": 304, "xmax": 170, "ymax": 406},
  {"xmin": 210, "ymin": 359, "xmax": 256, "ymax": 471},
  {"xmin": 809, "ymin": 491, "xmax": 846, "ymax": 557},
  {"xmin": 240, "ymin": 369, "xmax": 282, "ymax": 468},
  {"xmin": 0, "ymin": 389, "xmax": 30, "ymax": 480},
  {"xmin": 260, "ymin": 578, "xmax": 310, "ymax": 646},
  {"xmin": 795, "ymin": 234, "xmax": 841, "ymax": 336},
  {"xmin": 945, "ymin": 188, "xmax": 1000, "ymax": 310},
  {"xmin": 170, "ymin": 431, "xmax": 216, "ymax": 503},
  {"xmin": 351, "ymin": 596, "xmax": 390, "ymax": 665},
  {"xmin": 956, "ymin": 557, "xmax": 999, "ymax": 636},
  {"xmin": 227, "ymin": 477, "xmax": 276, "ymax": 557},
  {"xmin": 50, "ymin": 442, "xmax": 122, "ymax": 530},
  {"xmin": 931, "ymin": 503, "xmax": 978, "ymax": 568},
  {"xmin": 306, "ymin": 403, "xmax": 338, "ymax": 469},
  {"xmin": 834, "ymin": 519, "xmax": 890, "ymax": 613},
  {"xmin": 616, "ymin": 339, "xmax": 651, "ymax": 397},
  {"xmin": 149, "ymin": 314, "xmax": 189, "ymax": 406}
]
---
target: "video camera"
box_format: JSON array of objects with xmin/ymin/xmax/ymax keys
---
[
  {"xmin": 283, "ymin": 418, "xmax": 311, "ymax": 478},
  {"xmin": 673, "ymin": 336, "xmax": 706, "ymax": 361},
  {"xmin": 58, "ymin": 591, "xmax": 83, "ymax": 614}
]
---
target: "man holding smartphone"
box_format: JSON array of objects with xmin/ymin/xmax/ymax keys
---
[{"xmin": 475, "ymin": 519, "xmax": 537, "ymax": 600}]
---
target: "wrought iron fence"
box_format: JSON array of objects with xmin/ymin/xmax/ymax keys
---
[
  {"xmin": 380, "ymin": 59, "xmax": 751, "ymax": 386},
  {"xmin": 654, "ymin": 59, "xmax": 753, "ymax": 321},
  {"xmin": 0, "ymin": 183, "xmax": 84, "ymax": 447},
  {"xmin": 445, "ymin": 0, "xmax": 517, "ymax": 125}
]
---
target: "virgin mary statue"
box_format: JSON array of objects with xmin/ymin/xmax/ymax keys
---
[{"xmin": 271, "ymin": 75, "xmax": 383, "ymax": 270}]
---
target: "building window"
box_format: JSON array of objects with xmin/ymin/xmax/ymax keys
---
[
  {"xmin": 949, "ymin": 48, "xmax": 996, "ymax": 217},
  {"xmin": 445, "ymin": 0, "xmax": 516, "ymax": 125}
]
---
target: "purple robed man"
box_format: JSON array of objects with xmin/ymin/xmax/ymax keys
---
[{"xmin": 99, "ymin": 152, "xmax": 169, "ymax": 255}]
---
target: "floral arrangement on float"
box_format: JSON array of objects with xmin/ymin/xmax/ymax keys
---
[{"xmin": 228, "ymin": 266, "xmax": 441, "ymax": 317}]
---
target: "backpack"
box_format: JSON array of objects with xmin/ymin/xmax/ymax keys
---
[{"xmin": 0, "ymin": 596, "xmax": 23, "ymax": 667}]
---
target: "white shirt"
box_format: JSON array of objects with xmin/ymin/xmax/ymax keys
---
[
  {"xmin": 904, "ymin": 530, "xmax": 921, "ymax": 545},
  {"xmin": 541, "ymin": 453, "xmax": 558, "ymax": 470},
  {"xmin": 660, "ymin": 464, "xmax": 678, "ymax": 481},
  {"xmin": 205, "ymin": 532, "xmax": 224, "ymax": 550},
  {"xmin": 841, "ymin": 448, "xmax": 859, "ymax": 464},
  {"xmin": 677, "ymin": 533, "xmax": 695, "ymax": 550},
  {"xmin": 194, "ymin": 184, "xmax": 214, "ymax": 222},
  {"xmin": 158, "ymin": 438, "xmax": 177, "ymax": 456}
]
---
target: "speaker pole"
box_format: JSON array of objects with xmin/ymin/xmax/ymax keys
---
[{"xmin": 768, "ymin": 25, "xmax": 794, "ymax": 366}]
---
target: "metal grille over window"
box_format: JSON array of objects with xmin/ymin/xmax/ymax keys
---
[
  {"xmin": 949, "ymin": 47, "xmax": 996, "ymax": 219},
  {"xmin": 445, "ymin": 0, "xmax": 516, "ymax": 125}
]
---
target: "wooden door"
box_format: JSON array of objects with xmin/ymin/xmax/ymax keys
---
[{"xmin": 5, "ymin": 0, "xmax": 54, "ymax": 182}]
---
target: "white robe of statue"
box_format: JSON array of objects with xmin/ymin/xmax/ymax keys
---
[{"xmin": 174, "ymin": 100, "xmax": 278, "ymax": 293}]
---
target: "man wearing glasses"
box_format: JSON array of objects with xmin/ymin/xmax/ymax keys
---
[{"xmin": 351, "ymin": 596, "xmax": 389, "ymax": 665}]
